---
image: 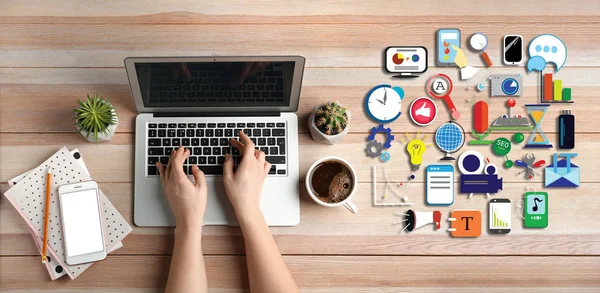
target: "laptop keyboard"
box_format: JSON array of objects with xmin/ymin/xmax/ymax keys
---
[{"xmin": 146, "ymin": 122, "xmax": 287, "ymax": 176}]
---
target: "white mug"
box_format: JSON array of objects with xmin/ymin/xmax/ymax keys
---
[{"xmin": 305, "ymin": 156, "xmax": 358, "ymax": 213}]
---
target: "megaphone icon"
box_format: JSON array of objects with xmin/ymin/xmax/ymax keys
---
[{"xmin": 404, "ymin": 209, "xmax": 442, "ymax": 232}]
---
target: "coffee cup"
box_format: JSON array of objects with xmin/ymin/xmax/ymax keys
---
[{"xmin": 305, "ymin": 156, "xmax": 358, "ymax": 213}]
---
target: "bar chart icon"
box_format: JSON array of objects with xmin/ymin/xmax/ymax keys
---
[
  {"xmin": 541, "ymin": 72, "xmax": 573, "ymax": 103},
  {"xmin": 492, "ymin": 207, "xmax": 509, "ymax": 227}
]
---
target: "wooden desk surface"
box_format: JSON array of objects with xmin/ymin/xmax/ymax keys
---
[{"xmin": 1, "ymin": 1, "xmax": 599, "ymax": 292}]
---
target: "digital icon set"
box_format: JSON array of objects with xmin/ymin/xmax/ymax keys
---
[{"xmin": 368, "ymin": 29, "xmax": 577, "ymax": 236}]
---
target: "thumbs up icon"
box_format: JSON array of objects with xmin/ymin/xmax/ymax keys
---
[{"xmin": 415, "ymin": 103, "xmax": 431, "ymax": 117}]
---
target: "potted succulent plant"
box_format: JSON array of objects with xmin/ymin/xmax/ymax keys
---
[
  {"xmin": 308, "ymin": 101, "xmax": 350, "ymax": 145},
  {"xmin": 74, "ymin": 93, "xmax": 118, "ymax": 143}
]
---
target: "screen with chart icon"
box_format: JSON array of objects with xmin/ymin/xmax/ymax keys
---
[
  {"xmin": 385, "ymin": 46, "xmax": 428, "ymax": 76},
  {"xmin": 489, "ymin": 199, "xmax": 511, "ymax": 233}
]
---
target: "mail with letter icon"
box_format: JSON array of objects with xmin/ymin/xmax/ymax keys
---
[
  {"xmin": 447, "ymin": 209, "xmax": 481, "ymax": 238},
  {"xmin": 544, "ymin": 153, "xmax": 579, "ymax": 188}
]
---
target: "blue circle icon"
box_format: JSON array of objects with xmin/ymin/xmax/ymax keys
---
[
  {"xmin": 535, "ymin": 45, "xmax": 542, "ymax": 52},
  {"xmin": 551, "ymin": 46, "xmax": 558, "ymax": 53},
  {"xmin": 544, "ymin": 45, "xmax": 550, "ymax": 52},
  {"xmin": 412, "ymin": 54, "xmax": 420, "ymax": 62},
  {"xmin": 463, "ymin": 154, "xmax": 482, "ymax": 173},
  {"xmin": 501, "ymin": 78, "xmax": 519, "ymax": 95}
]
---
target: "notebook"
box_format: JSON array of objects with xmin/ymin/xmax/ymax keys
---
[{"xmin": 4, "ymin": 147, "xmax": 132, "ymax": 280}]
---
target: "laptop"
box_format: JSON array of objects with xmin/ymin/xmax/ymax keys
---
[{"xmin": 124, "ymin": 56, "xmax": 305, "ymax": 227}]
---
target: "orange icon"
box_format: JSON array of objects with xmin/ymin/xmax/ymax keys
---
[{"xmin": 448, "ymin": 210, "xmax": 481, "ymax": 237}]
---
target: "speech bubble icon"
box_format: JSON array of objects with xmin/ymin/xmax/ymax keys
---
[
  {"xmin": 528, "ymin": 34, "xmax": 567, "ymax": 72},
  {"xmin": 527, "ymin": 56, "xmax": 547, "ymax": 73}
]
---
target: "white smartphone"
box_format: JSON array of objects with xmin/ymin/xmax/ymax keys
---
[
  {"xmin": 58, "ymin": 181, "xmax": 107, "ymax": 265},
  {"xmin": 488, "ymin": 198, "xmax": 511, "ymax": 234},
  {"xmin": 503, "ymin": 35, "xmax": 523, "ymax": 65}
]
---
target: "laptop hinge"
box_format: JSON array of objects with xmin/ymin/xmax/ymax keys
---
[{"xmin": 154, "ymin": 112, "xmax": 281, "ymax": 117}]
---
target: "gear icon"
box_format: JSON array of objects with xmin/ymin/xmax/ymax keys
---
[
  {"xmin": 366, "ymin": 140, "xmax": 383, "ymax": 158},
  {"xmin": 381, "ymin": 151, "xmax": 391, "ymax": 162},
  {"xmin": 367, "ymin": 124, "xmax": 395, "ymax": 149}
]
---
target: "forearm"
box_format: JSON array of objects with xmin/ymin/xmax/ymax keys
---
[
  {"xmin": 165, "ymin": 226, "xmax": 208, "ymax": 293},
  {"xmin": 238, "ymin": 209, "xmax": 299, "ymax": 293}
]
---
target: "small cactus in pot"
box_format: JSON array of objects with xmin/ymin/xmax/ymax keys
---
[{"xmin": 309, "ymin": 101, "xmax": 350, "ymax": 145}]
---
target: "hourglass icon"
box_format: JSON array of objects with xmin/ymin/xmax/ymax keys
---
[{"xmin": 525, "ymin": 104, "xmax": 552, "ymax": 148}]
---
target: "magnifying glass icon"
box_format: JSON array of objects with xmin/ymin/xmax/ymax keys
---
[
  {"xmin": 470, "ymin": 32, "xmax": 493, "ymax": 67},
  {"xmin": 427, "ymin": 73, "xmax": 460, "ymax": 120}
]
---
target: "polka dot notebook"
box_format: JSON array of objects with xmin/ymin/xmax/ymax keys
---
[{"xmin": 3, "ymin": 147, "xmax": 132, "ymax": 280}]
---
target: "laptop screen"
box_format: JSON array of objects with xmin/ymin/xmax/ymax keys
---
[{"xmin": 134, "ymin": 61, "xmax": 295, "ymax": 108}]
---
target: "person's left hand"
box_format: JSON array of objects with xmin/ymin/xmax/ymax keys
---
[{"xmin": 157, "ymin": 147, "xmax": 207, "ymax": 229}]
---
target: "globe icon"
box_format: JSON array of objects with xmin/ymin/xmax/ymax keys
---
[{"xmin": 435, "ymin": 121, "xmax": 465, "ymax": 160}]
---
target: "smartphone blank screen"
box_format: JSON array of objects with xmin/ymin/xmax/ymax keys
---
[
  {"xmin": 61, "ymin": 189, "xmax": 104, "ymax": 257},
  {"xmin": 504, "ymin": 36, "xmax": 523, "ymax": 63}
]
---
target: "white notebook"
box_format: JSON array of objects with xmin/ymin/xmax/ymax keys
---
[{"xmin": 4, "ymin": 147, "xmax": 132, "ymax": 279}]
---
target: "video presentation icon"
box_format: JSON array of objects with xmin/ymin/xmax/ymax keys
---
[
  {"xmin": 384, "ymin": 46, "xmax": 428, "ymax": 78},
  {"xmin": 457, "ymin": 150, "xmax": 503, "ymax": 198}
]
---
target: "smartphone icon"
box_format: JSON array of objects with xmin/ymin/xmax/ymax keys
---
[
  {"xmin": 503, "ymin": 35, "xmax": 523, "ymax": 65},
  {"xmin": 488, "ymin": 198, "xmax": 511, "ymax": 234},
  {"xmin": 437, "ymin": 29, "xmax": 461, "ymax": 66}
]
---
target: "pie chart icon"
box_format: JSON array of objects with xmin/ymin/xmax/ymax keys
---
[
  {"xmin": 392, "ymin": 53, "xmax": 405, "ymax": 65},
  {"xmin": 501, "ymin": 78, "xmax": 519, "ymax": 95}
]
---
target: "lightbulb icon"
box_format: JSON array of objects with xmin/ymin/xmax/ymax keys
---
[{"xmin": 407, "ymin": 139, "xmax": 426, "ymax": 171}]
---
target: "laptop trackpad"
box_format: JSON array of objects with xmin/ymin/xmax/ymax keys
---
[{"xmin": 203, "ymin": 179, "xmax": 237, "ymax": 225}]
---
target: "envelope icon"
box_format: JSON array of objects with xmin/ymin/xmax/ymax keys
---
[{"xmin": 544, "ymin": 153, "xmax": 579, "ymax": 188}]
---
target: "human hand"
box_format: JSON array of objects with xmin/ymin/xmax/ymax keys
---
[
  {"xmin": 168, "ymin": 63, "xmax": 192, "ymax": 82},
  {"xmin": 228, "ymin": 62, "xmax": 270, "ymax": 87},
  {"xmin": 222, "ymin": 132, "xmax": 271, "ymax": 217},
  {"xmin": 157, "ymin": 146, "xmax": 207, "ymax": 229},
  {"xmin": 451, "ymin": 45, "xmax": 467, "ymax": 68}
]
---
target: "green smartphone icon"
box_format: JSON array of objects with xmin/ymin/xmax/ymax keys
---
[{"xmin": 524, "ymin": 192, "xmax": 548, "ymax": 228}]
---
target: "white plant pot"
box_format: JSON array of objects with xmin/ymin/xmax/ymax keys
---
[
  {"xmin": 308, "ymin": 104, "xmax": 350, "ymax": 145},
  {"xmin": 77, "ymin": 110, "xmax": 118, "ymax": 143}
]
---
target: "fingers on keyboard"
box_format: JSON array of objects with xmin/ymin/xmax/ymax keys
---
[{"xmin": 148, "ymin": 122, "xmax": 287, "ymax": 176}]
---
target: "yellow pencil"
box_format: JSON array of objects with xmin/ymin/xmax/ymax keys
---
[{"xmin": 41, "ymin": 170, "xmax": 51, "ymax": 263}]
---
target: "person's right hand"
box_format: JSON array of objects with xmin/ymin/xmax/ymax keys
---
[
  {"xmin": 222, "ymin": 132, "xmax": 271, "ymax": 216},
  {"xmin": 451, "ymin": 45, "xmax": 467, "ymax": 68},
  {"xmin": 228, "ymin": 62, "xmax": 270, "ymax": 87}
]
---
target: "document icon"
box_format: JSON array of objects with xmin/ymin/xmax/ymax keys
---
[{"xmin": 426, "ymin": 165, "xmax": 454, "ymax": 205}]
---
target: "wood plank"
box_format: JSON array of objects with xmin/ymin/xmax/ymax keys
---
[
  {"xmin": 1, "ymin": 0, "xmax": 599, "ymax": 24},
  {"xmin": 1, "ymin": 69, "xmax": 598, "ymax": 134},
  {"xmin": 0, "ymin": 133, "xmax": 596, "ymax": 183},
  {"xmin": 1, "ymin": 255, "xmax": 599, "ymax": 292},
  {"xmin": 3, "ymin": 15, "xmax": 600, "ymax": 27},
  {"xmin": 3, "ymin": 181, "xmax": 599, "ymax": 256},
  {"xmin": 1, "ymin": 23, "xmax": 599, "ymax": 67}
]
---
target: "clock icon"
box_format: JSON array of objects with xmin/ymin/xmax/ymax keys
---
[{"xmin": 365, "ymin": 84, "xmax": 404, "ymax": 123}]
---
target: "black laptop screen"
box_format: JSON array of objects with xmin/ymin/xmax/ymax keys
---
[{"xmin": 134, "ymin": 61, "xmax": 295, "ymax": 108}]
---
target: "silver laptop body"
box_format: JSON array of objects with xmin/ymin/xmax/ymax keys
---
[{"xmin": 124, "ymin": 56, "xmax": 304, "ymax": 226}]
